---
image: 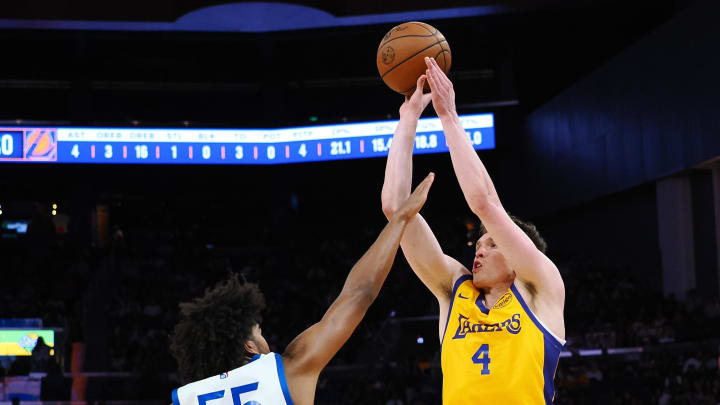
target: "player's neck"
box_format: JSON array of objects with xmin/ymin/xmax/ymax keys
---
[{"xmin": 480, "ymin": 282, "xmax": 512, "ymax": 307}]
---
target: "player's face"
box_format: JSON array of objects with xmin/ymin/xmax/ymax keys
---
[
  {"xmin": 472, "ymin": 234, "xmax": 514, "ymax": 287},
  {"xmin": 250, "ymin": 324, "xmax": 271, "ymax": 354}
]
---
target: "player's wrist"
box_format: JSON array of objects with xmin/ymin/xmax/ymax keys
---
[
  {"xmin": 438, "ymin": 110, "xmax": 460, "ymax": 124},
  {"xmin": 389, "ymin": 210, "xmax": 412, "ymax": 225},
  {"xmin": 439, "ymin": 113, "xmax": 463, "ymax": 136},
  {"xmin": 399, "ymin": 109, "xmax": 422, "ymax": 121}
]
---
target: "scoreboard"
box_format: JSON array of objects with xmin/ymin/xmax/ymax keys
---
[{"xmin": 0, "ymin": 114, "xmax": 494, "ymax": 165}]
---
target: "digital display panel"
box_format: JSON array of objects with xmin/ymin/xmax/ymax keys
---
[
  {"xmin": 0, "ymin": 114, "xmax": 494, "ymax": 165},
  {"xmin": 1, "ymin": 220, "xmax": 30, "ymax": 235},
  {"xmin": 0, "ymin": 330, "xmax": 54, "ymax": 356}
]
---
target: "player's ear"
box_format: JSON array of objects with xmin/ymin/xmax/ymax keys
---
[{"xmin": 244, "ymin": 339, "xmax": 258, "ymax": 355}]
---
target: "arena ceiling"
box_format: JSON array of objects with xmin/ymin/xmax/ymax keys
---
[{"xmin": 0, "ymin": 0, "xmax": 693, "ymax": 127}]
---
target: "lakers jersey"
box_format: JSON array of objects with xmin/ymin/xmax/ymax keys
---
[
  {"xmin": 172, "ymin": 353, "xmax": 294, "ymax": 405},
  {"xmin": 441, "ymin": 275, "xmax": 564, "ymax": 404}
]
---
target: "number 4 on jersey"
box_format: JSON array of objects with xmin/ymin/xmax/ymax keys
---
[{"xmin": 471, "ymin": 343, "xmax": 491, "ymax": 375}]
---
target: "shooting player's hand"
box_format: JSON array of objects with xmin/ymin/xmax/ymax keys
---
[
  {"xmin": 399, "ymin": 75, "xmax": 432, "ymax": 118},
  {"xmin": 425, "ymin": 57, "xmax": 457, "ymax": 118}
]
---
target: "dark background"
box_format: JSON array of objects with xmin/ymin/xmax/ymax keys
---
[{"xmin": 1, "ymin": 0, "xmax": 719, "ymax": 404}]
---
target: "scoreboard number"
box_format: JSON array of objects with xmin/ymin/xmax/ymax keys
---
[
  {"xmin": 135, "ymin": 145, "xmax": 149, "ymax": 159},
  {"xmin": 467, "ymin": 130, "xmax": 483, "ymax": 145},
  {"xmin": 0, "ymin": 134, "xmax": 14, "ymax": 156},
  {"xmin": 330, "ymin": 140, "xmax": 351, "ymax": 155}
]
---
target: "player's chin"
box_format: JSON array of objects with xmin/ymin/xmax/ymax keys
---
[{"xmin": 471, "ymin": 273, "xmax": 485, "ymax": 287}]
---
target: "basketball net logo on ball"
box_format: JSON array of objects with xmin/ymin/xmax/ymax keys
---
[{"xmin": 377, "ymin": 21, "xmax": 452, "ymax": 95}]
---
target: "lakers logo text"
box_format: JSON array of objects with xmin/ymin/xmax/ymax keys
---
[{"xmin": 452, "ymin": 313, "xmax": 522, "ymax": 339}]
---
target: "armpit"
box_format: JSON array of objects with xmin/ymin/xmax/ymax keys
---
[{"xmin": 521, "ymin": 280, "xmax": 537, "ymax": 307}]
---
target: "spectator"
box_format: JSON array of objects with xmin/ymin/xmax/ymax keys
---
[
  {"xmin": 682, "ymin": 351, "xmax": 701, "ymax": 374},
  {"xmin": 30, "ymin": 336, "xmax": 51, "ymax": 372}
]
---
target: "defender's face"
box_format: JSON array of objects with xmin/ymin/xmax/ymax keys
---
[{"xmin": 472, "ymin": 234, "xmax": 513, "ymax": 287}]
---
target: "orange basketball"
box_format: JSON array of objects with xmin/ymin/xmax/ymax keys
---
[{"xmin": 377, "ymin": 22, "xmax": 451, "ymax": 95}]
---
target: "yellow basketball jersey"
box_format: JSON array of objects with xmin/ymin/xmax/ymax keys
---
[{"xmin": 441, "ymin": 275, "xmax": 564, "ymax": 404}]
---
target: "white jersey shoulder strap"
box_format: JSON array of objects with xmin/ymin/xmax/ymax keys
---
[{"xmin": 172, "ymin": 353, "xmax": 294, "ymax": 405}]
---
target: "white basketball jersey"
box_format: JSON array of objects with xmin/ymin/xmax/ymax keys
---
[{"xmin": 172, "ymin": 353, "xmax": 294, "ymax": 405}]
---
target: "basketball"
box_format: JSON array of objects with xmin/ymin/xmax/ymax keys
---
[{"xmin": 377, "ymin": 22, "xmax": 452, "ymax": 95}]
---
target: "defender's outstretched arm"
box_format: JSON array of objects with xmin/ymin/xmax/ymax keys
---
[{"xmin": 282, "ymin": 173, "xmax": 434, "ymax": 390}]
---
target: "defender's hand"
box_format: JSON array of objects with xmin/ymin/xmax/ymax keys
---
[
  {"xmin": 399, "ymin": 75, "xmax": 432, "ymax": 119},
  {"xmin": 424, "ymin": 57, "xmax": 457, "ymax": 118},
  {"xmin": 392, "ymin": 172, "xmax": 435, "ymax": 222}
]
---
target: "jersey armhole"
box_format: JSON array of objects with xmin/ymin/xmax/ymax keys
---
[
  {"xmin": 510, "ymin": 283, "xmax": 566, "ymax": 348},
  {"xmin": 440, "ymin": 274, "xmax": 472, "ymax": 346}
]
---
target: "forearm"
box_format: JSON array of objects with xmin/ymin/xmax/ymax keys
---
[
  {"xmin": 340, "ymin": 217, "xmax": 407, "ymax": 299},
  {"xmin": 441, "ymin": 114, "xmax": 501, "ymax": 213},
  {"xmin": 381, "ymin": 114, "xmax": 418, "ymax": 216}
]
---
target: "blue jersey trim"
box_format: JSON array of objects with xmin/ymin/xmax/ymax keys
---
[
  {"xmin": 250, "ymin": 353, "xmax": 261, "ymax": 362},
  {"xmin": 274, "ymin": 353, "xmax": 295, "ymax": 405},
  {"xmin": 510, "ymin": 283, "xmax": 564, "ymax": 404},
  {"xmin": 543, "ymin": 333, "xmax": 562, "ymax": 404},
  {"xmin": 510, "ymin": 283, "xmax": 564, "ymax": 351},
  {"xmin": 475, "ymin": 293, "xmax": 490, "ymax": 315},
  {"xmin": 441, "ymin": 274, "xmax": 472, "ymax": 346},
  {"xmin": 171, "ymin": 388, "xmax": 180, "ymax": 405}
]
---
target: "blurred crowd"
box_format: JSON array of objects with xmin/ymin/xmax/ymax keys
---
[
  {"xmin": 555, "ymin": 346, "xmax": 720, "ymax": 405},
  {"xmin": 1, "ymin": 196, "xmax": 719, "ymax": 404}
]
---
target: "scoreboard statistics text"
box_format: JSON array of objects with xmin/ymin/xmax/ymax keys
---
[{"xmin": 0, "ymin": 114, "xmax": 494, "ymax": 165}]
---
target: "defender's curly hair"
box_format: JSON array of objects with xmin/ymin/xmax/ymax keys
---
[
  {"xmin": 478, "ymin": 214, "xmax": 547, "ymax": 254},
  {"xmin": 169, "ymin": 273, "xmax": 266, "ymax": 384}
]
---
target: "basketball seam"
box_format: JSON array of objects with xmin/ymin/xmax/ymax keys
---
[
  {"xmin": 380, "ymin": 40, "xmax": 447, "ymax": 79},
  {"xmin": 426, "ymin": 25, "xmax": 449, "ymax": 70},
  {"xmin": 409, "ymin": 22, "xmax": 437, "ymax": 36},
  {"xmin": 379, "ymin": 33, "xmax": 436, "ymax": 48},
  {"xmin": 439, "ymin": 42, "xmax": 448, "ymax": 71},
  {"xmin": 435, "ymin": 49, "xmax": 450, "ymax": 70},
  {"xmin": 420, "ymin": 22, "xmax": 448, "ymax": 72}
]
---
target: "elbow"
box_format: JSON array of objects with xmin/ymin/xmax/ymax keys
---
[
  {"xmin": 468, "ymin": 193, "xmax": 493, "ymax": 218},
  {"xmin": 381, "ymin": 186, "xmax": 404, "ymax": 220},
  {"xmin": 347, "ymin": 283, "xmax": 379, "ymax": 308},
  {"xmin": 381, "ymin": 201, "xmax": 397, "ymax": 221}
]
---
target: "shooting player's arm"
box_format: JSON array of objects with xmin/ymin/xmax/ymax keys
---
[{"xmin": 425, "ymin": 57, "xmax": 564, "ymax": 311}]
